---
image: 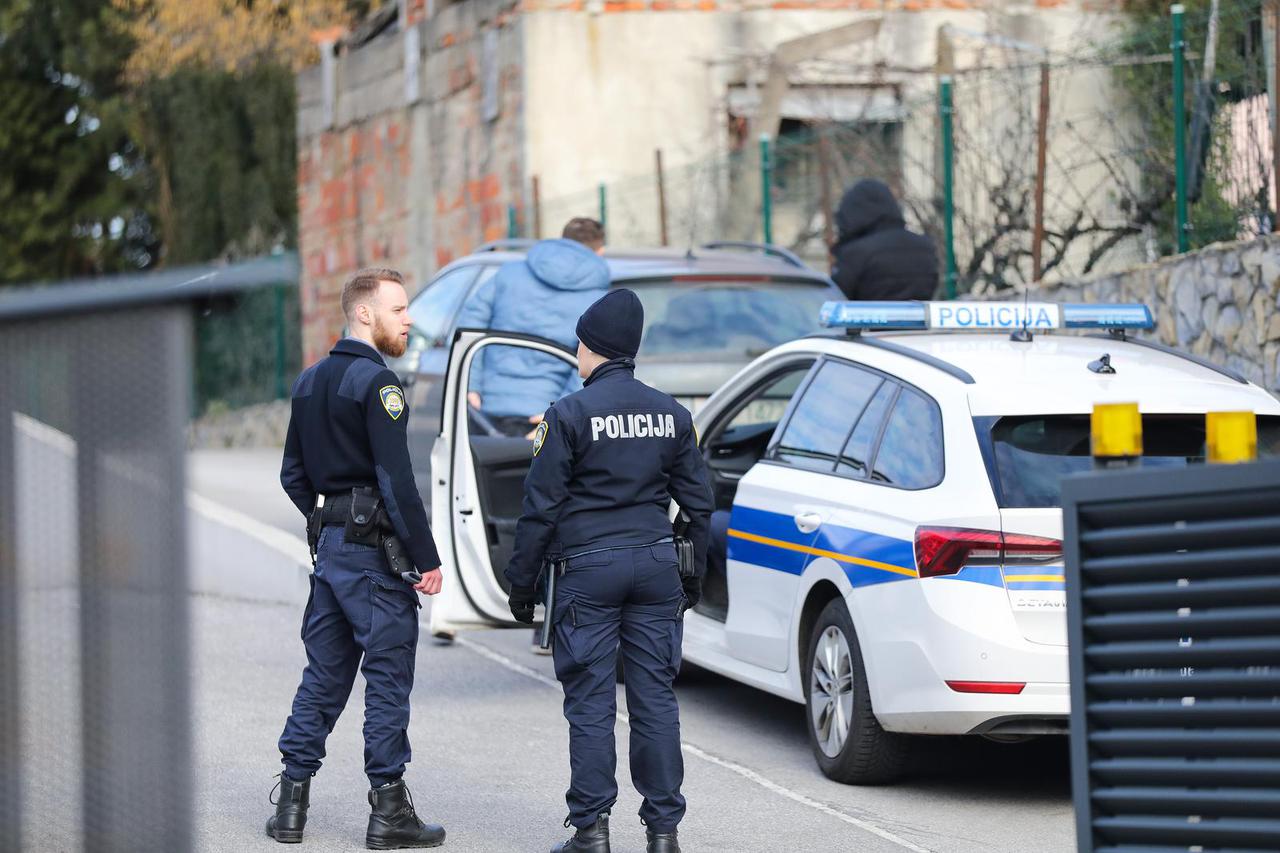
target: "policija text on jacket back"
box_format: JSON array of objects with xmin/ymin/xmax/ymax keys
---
[{"xmin": 269, "ymin": 267, "xmax": 446, "ymax": 850}]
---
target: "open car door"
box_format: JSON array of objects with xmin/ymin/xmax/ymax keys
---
[{"xmin": 428, "ymin": 329, "xmax": 578, "ymax": 637}]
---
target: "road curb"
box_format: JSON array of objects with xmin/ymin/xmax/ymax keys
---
[{"xmin": 188, "ymin": 492, "xmax": 311, "ymax": 606}]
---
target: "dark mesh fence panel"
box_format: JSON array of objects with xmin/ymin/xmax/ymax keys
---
[{"xmin": 0, "ymin": 305, "xmax": 192, "ymax": 852}]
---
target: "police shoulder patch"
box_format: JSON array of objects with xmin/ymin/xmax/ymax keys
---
[
  {"xmin": 379, "ymin": 385, "xmax": 405, "ymax": 420},
  {"xmin": 532, "ymin": 420, "xmax": 549, "ymax": 456}
]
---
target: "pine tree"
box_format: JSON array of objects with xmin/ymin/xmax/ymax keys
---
[{"xmin": 0, "ymin": 0, "xmax": 157, "ymax": 283}]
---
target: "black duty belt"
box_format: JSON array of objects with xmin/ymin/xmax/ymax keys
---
[{"xmin": 317, "ymin": 492, "xmax": 359, "ymax": 525}]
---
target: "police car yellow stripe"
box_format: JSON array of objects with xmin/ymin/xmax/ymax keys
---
[
  {"xmin": 1003, "ymin": 574, "xmax": 1066, "ymax": 583},
  {"xmin": 728, "ymin": 528, "xmax": 918, "ymax": 578}
]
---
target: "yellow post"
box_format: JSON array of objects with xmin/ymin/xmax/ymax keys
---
[
  {"xmin": 1206, "ymin": 411, "xmax": 1258, "ymax": 464},
  {"xmin": 1092, "ymin": 403, "xmax": 1142, "ymax": 468}
]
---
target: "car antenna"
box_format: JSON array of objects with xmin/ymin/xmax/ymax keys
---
[
  {"xmin": 1009, "ymin": 281, "xmax": 1033, "ymax": 343},
  {"xmin": 1088, "ymin": 353, "xmax": 1116, "ymax": 375}
]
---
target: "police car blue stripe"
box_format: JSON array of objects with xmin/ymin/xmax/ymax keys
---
[
  {"xmin": 727, "ymin": 506, "xmax": 916, "ymax": 588},
  {"xmin": 933, "ymin": 566, "xmax": 1005, "ymax": 588},
  {"xmin": 727, "ymin": 506, "xmax": 1059, "ymax": 592}
]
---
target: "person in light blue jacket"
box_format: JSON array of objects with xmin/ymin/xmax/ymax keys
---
[{"xmin": 458, "ymin": 218, "xmax": 610, "ymax": 437}]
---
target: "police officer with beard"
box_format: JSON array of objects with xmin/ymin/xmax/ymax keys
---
[
  {"xmin": 506, "ymin": 289, "xmax": 714, "ymax": 853},
  {"xmin": 269, "ymin": 267, "xmax": 446, "ymax": 849}
]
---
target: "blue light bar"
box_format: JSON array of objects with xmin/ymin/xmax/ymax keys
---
[
  {"xmin": 820, "ymin": 301, "xmax": 928, "ymax": 330},
  {"xmin": 819, "ymin": 300, "xmax": 1156, "ymax": 333},
  {"xmin": 1060, "ymin": 303, "xmax": 1154, "ymax": 330}
]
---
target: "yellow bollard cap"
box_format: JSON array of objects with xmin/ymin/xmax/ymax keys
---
[
  {"xmin": 1206, "ymin": 411, "xmax": 1257, "ymax": 464},
  {"xmin": 1092, "ymin": 403, "xmax": 1142, "ymax": 458}
]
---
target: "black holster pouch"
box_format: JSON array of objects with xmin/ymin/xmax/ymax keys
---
[
  {"xmin": 380, "ymin": 524, "xmax": 415, "ymax": 581},
  {"xmin": 674, "ymin": 536, "xmax": 697, "ymax": 580},
  {"xmin": 672, "ymin": 508, "xmax": 698, "ymax": 579},
  {"xmin": 344, "ymin": 487, "xmax": 383, "ymax": 548},
  {"xmin": 306, "ymin": 509, "xmax": 323, "ymax": 565}
]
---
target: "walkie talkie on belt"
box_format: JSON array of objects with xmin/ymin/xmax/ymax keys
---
[{"xmin": 673, "ymin": 508, "xmax": 697, "ymax": 579}]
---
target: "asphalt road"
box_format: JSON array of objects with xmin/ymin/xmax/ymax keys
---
[{"xmin": 188, "ymin": 450, "xmax": 1076, "ymax": 852}]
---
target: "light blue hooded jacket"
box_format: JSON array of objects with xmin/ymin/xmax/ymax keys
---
[{"xmin": 455, "ymin": 238, "xmax": 610, "ymax": 417}]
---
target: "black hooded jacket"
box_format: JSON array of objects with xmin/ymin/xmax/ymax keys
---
[{"xmin": 830, "ymin": 179, "xmax": 938, "ymax": 301}]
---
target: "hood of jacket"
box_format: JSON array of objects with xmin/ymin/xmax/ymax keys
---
[
  {"xmin": 526, "ymin": 238, "xmax": 611, "ymax": 292},
  {"xmin": 835, "ymin": 179, "xmax": 905, "ymax": 242}
]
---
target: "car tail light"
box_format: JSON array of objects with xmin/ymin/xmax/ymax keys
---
[
  {"xmin": 913, "ymin": 527, "xmax": 1062, "ymax": 578},
  {"xmin": 945, "ymin": 680, "xmax": 1026, "ymax": 695}
]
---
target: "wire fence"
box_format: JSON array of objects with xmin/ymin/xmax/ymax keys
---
[{"xmin": 526, "ymin": 1, "xmax": 1277, "ymax": 297}]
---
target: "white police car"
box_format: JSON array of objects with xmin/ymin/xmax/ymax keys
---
[{"xmin": 426, "ymin": 302, "xmax": 1280, "ymax": 784}]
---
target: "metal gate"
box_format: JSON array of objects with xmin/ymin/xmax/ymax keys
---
[
  {"xmin": 1064, "ymin": 459, "xmax": 1280, "ymax": 852},
  {"xmin": 0, "ymin": 255, "xmax": 297, "ymax": 851}
]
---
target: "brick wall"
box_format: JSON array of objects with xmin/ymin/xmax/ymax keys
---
[{"xmin": 296, "ymin": 0, "xmax": 524, "ymax": 365}]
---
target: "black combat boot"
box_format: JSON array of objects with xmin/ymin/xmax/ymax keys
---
[
  {"xmin": 265, "ymin": 773, "xmax": 310, "ymax": 844},
  {"xmin": 646, "ymin": 828, "xmax": 681, "ymax": 853},
  {"xmin": 365, "ymin": 780, "xmax": 446, "ymax": 850},
  {"xmin": 551, "ymin": 813, "xmax": 610, "ymax": 853}
]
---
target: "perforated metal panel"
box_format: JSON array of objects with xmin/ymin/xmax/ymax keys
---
[
  {"xmin": 1064, "ymin": 459, "xmax": 1280, "ymax": 853},
  {"xmin": 0, "ymin": 306, "xmax": 193, "ymax": 852}
]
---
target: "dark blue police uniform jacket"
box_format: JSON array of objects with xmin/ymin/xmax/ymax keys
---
[
  {"xmin": 505, "ymin": 357, "xmax": 713, "ymax": 589},
  {"xmin": 281, "ymin": 337, "xmax": 439, "ymax": 573},
  {"xmin": 276, "ymin": 337, "xmax": 438, "ymax": 787}
]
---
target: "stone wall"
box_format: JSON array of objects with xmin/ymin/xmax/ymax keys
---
[
  {"xmin": 187, "ymin": 400, "xmax": 292, "ymax": 449},
  {"xmin": 1004, "ymin": 234, "xmax": 1280, "ymax": 396}
]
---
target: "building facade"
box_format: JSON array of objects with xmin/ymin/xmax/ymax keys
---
[{"xmin": 296, "ymin": 0, "xmax": 1126, "ymax": 361}]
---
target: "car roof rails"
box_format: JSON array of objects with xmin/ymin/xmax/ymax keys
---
[
  {"xmin": 473, "ymin": 238, "xmax": 536, "ymax": 253},
  {"xmin": 698, "ymin": 241, "xmax": 807, "ymax": 270}
]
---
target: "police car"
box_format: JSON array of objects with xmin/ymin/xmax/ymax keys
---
[{"xmin": 427, "ymin": 301, "xmax": 1280, "ymax": 784}]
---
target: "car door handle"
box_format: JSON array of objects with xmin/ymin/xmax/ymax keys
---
[{"xmin": 794, "ymin": 512, "xmax": 822, "ymax": 534}]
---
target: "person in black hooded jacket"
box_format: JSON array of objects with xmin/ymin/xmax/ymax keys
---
[{"xmin": 830, "ymin": 178, "xmax": 938, "ymax": 301}]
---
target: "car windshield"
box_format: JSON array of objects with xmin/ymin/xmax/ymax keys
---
[
  {"xmin": 629, "ymin": 279, "xmax": 836, "ymax": 362},
  {"xmin": 982, "ymin": 414, "xmax": 1280, "ymax": 508}
]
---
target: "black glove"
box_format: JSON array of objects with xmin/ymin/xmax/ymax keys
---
[
  {"xmin": 680, "ymin": 575, "xmax": 702, "ymax": 612},
  {"xmin": 508, "ymin": 586, "xmax": 537, "ymax": 624}
]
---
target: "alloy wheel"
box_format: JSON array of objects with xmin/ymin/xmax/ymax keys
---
[{"xmin": 809, "ymin": 625, "xmax": 855, "ymax": 758}]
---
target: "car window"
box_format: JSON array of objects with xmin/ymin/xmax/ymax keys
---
[
  {"xmin": 632, "ymin": 281, "xmax": 837, "ymax": 362},
  {"xmin": 870, "ymin": 388, "xmax": 944, "ymax": 489},
  {"xmin": 987, "ymin": 414, "xmax": 1280, "ymax": 508},
  {"xmin": 408, "ymin": 267, "xmax": 479, "ymax": 345},
  {"xmin": 718, "ymin": 366, "xmax": 811, "ymax": 440},
  {"xmin": 773, "ymin": 360, "xmax": 882, "ymax": 473},
  {"xmin": 837, "ymin": 381, "xmax": 894, "ymax": 478}
]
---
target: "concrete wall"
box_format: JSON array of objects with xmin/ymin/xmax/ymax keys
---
[
  {"xmin": 1002, "ymin": 234, "xmax": 1280, "ymax": 396},
  {"xmin": 523, "ymin": 1, "xmax": 1130, "ymax": 270},
  {"xmin": 296, "ymin": 0, "xmax": 524, "ymax": 364}
]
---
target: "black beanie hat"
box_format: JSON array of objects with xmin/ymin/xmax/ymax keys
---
[{"xmin": 575, "ymin": 289, "xmax": 644, "ymax": 360}]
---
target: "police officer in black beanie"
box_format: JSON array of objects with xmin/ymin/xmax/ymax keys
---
[{"xmin": 506, "ymin": 289, "xmax": 714, "ymax": 853}]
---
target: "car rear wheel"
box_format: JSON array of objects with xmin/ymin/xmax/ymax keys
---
[{"xmin": 805, "ymin": 599, "xmax": 910, "ymax": 784}]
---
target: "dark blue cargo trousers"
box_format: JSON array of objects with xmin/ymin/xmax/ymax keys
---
[
  {"xmin": 551, "ymin": 541, "xmax": 687, "ymax": 833},
  {"xmin": 278, "ymin": 525, "xmax": 420, "ymax": 787}
]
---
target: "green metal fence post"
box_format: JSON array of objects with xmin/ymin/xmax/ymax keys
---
[
  {"xmin": 940, "ymin": 75, "xmax": 958, "ymax": 299},
  {"xmin": 598, "ymin": 183, "xmax": 607, "ymax": 230},
  {"xmin": 507, "ymin": 204, "xmax": 518, "ymax": 239},
  {"xmin": 273, "ymin": 283, "xmax": 287, "ymax": 400},
  {"xmin": 1171, "ymin": 4, "xmax": 1189, "ymax": 253},
  {"xmin": 759, "ymin": 134, "xmax": 773, "ymax": 244}
]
